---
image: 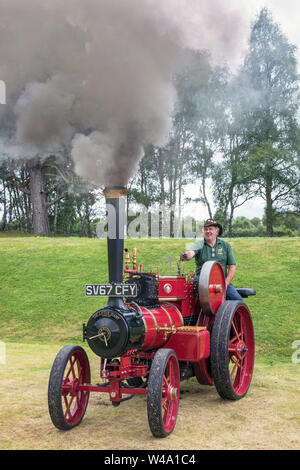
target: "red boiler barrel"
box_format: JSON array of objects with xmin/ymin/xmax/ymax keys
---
[{"xmin": 139, "ymin": 303, "xmax": 184, "ymax": 351}]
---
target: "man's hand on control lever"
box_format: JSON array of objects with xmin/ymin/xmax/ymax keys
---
[{"xmin": 180, "ymin": 251, "xmax": 195, "ymax": 261}]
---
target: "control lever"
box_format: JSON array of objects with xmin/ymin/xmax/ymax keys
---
[{"xmin": 177, "ymin": 253, "xmax": 187, "ymax": 275}]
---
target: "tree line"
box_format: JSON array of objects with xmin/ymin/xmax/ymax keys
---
[{"xmin": 1, "ymin": 8, "xmax": 300, "ymax": 238}]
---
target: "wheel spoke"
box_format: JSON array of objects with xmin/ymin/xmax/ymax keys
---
[
  {"xmin": 211, "ymin": 303, "xmax": 254, "ymax": 400},
  {"xmin": 48, "ymin": 346, "xmax": 90, "ymax": 430},
  {"xmin": 228, "ymin": 339, "xmax": 236, "ymax": 352},
  {"xmin": 65, "ymin": 355, "xmax": 76, "ymax": 380},
  {"xmin": 163, "ymin": 373, "xmax": 169, "ymax": 387},
  {"xmin": 239, "ymin": 316, "xmax": 245, "ymax": 343},
  {"xmin": 162, "ymin": 398, "xmax": 169, "ymax": 413},
  {"xmin": 229, "ymin": 356, "xmax": 241, "ymax": 380},
  {"xmin": 147, "ymin": 351, "xmax": 180, "ymax": 437},
  {"xmin": 77, "ymin": 363, "xmax": 83, "ymax": 383},
  {"xmin": 70, "ymin": 356, "xmax": 77, "ymax": 379},
  {"xmin": 229, "ymin": 335, "xmax": 238, "ymax": 344},
  {"xmin": 63, "ymin": 395, "xmax": 75, "ymax": 420},
  {"xmin": 231, "ymin": 318, "xmax": 241, "ymax": 343},
  {"xmin": 161, "ymin": 394, "xmax": 167, "ymax": 407}
]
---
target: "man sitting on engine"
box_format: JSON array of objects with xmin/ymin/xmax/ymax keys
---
[{"xmin": 180, "ymin": 218, "xmax": 242, "ymax": 301}]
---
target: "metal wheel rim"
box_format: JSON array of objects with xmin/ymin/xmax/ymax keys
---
[
  {"xmin": 227, "ymin": 305, "xmax": 255, "ymax": 396},
  {"xmin": 161, "ymin": 354, "xmax": 180, "ymax": 433},
  {"xmin": 198, "ymin": 261, "xmax": 226, "ymax": 315},
  {"xmin": 60, "ymin": 350, "xmax": 90, "ymax": 427}
]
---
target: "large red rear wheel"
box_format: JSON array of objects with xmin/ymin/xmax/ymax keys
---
[
  {"xmin": 147, "ymin": 349, "xmax": 180, "ymax": 438},
  {"xmin": 48, "ymin": 345, "xmax": 91, "ymax": 430},
  {"xmin": 211, "ymin": 301, "xmax": 255, "ymax": 400}
]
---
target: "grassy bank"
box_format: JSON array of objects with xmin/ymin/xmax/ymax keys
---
[{"xmin": 0, "ymin": 236, "xmax": 299, "ymax": 360}]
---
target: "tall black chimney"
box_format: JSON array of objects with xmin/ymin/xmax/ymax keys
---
[
  {"xmin": 103, "ymin": 186, "xmax": 127, "ymax": 309},
  {"xmin": 85, "ymin": 185, "xmax": 144, "ymax": 358}
]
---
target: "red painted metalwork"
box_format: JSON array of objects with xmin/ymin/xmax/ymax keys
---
[
  {"xmin": 49, "ymin": 252, "xmax": 255, "ymax": 437},
  {"xmin": 160, "ymin": 352, "xmax": 180, "ymax": 434},
  {"xmin": 227, "ymin": 304, "xmax": 255, "ymax": 396},
  {"xmin": 158, "ymin": 276, "xmax": 186, "ymax": 299},
  {"xmin": 78, "ymin": 383, "xmax": 147, "ymax": 395},
  {"xmin": 163, "ymin": 327, "xmax": 210, "ymax": 362},
  {"xmin": 193, "ymin": 311, "xmax": 215, "ymax": 386},
  {"xmin": 208, "ymin": 263, "xmax": 226, "ymax": 313},
  {"xmin": 60, "ymin": 349, "xmax": 90, "ymax": 427},
  {"xmin": 100, "ymin": 351, "xmax": 148, "ymax": 380},
  {"xmin": 198, "ymin": 261, "xmax": 226, "ymax": 315},
  {"xmin": 133, "ymin": 302, "xmax": 184, "ymax": 351}
]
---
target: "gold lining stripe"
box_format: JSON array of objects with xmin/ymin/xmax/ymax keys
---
[
  {"xmin": 159, "ymin": 275, "xmax": 185, "ymax": 279},
  {"xmin": 141, "ymin": 314, "xmax": 147, "ymax": 344},
  {"xmin": 142, "ymin": 306, "xmax": 159, "ymax": 349},
  {"xmin": 158, "ymin": 297, "xmax": 186, "ymax": 301},
  {"xmin": 159, "ymin": 305, "xmax": 174, "ymax": 329},
  {"xmin": 164, "ymin": 302, "xmax": 184, "ymax": 327},
  {"xmin": 177, "ymin": 326, "xmax": 206, "ymax": 332}
]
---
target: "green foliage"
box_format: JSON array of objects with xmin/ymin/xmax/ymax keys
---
[
  {"xmin": 239, "ymin": 9, "xmax": 300, "ymax": 235},
  {"xmin": 1, "ymin": 8, "xmax": 300, "ymax": 240},
  {"xmin": 228, "ymin": 212, "xmax": 300, "ymax": 237}
]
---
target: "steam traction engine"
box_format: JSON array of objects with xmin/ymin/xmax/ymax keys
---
[{"xmin": 48, "ymin": 187, "xmax": 255, "ymax": 438}]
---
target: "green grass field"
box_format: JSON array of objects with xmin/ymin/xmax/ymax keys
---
[
  {"xmin": 0, "ymin": 235, "xmax": 300, "ymax": 360},
  {"xmin": 0, "ymin": 235, "xmax": 299, "ymax": 450}
]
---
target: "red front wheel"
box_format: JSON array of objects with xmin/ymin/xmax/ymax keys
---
[
  {"xmin": 48, "ymin": 345, "xmax": 91, "ymax": 430},
  {"xmin": 147, "ymin": 349, "xmax": 180, "ymax": 438},
  {"xmin": 211, "ymin": 301, "xmax": 255, "ymax": 400}
]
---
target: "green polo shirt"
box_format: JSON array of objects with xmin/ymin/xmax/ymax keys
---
[{"xmin": 189, "ymin": 238, "xmax": 236, "ymax": 276}]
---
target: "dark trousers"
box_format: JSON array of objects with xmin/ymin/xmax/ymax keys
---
[{"xmin": 226, "ymin": 283, "xmax": 242, "ymax": 301}]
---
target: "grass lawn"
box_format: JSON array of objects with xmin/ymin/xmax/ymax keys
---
[
  {"xmin": 0, "ymin": 342, "xmax": 299, "ymax": 450},
  {"xmin": 0, "ymin": 235, "xmax": 299, "ymax": 450},
  {"xmin": 0, "ymin": 235, "xmax": 299, "ymax": 360}
]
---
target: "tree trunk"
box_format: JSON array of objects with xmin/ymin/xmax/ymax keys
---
[
  {"xmin": 265, "ymin": 163, "xmax": 274, "ymax": 237},
  {"xmin": 23, "ymin": 192, "xmax": 31, "ymax": 233},
  {"xmin": 265, "ymin": 193, "xmax": 274, "ymax": 237},
  {"xmin": 66, "ymin": 215, "xmax": 71, "ymax": 236},
  {"xmin": 201, "ymin": 175, "xmax": 213, "ymax": 219},
  {"xmin": 53, "ymin": 201, "xmax": 58, "ymax": 237},
  {"xmin": 1, "ymin": 178, "xmax": 7, "ymax": 230},
  {"xmin": 85, "ymin": 201, "xmax": 92, "ymax": 238},
  {"xmin": 80, "ymin": 218, "xmax": 86, "ymax": 237},
  {"xmin": 28, "ymin": 159, "xmax": 50, "ymax": 236},
  {"xmin": 225, "ymin": 171, "xmax": 235, "ymax": 237},
  {"xmin": 7, "ymin": 186, "xmax": 13, "ymax": 229},
  {"xmin": 228, "ymin": 202, "xmax": 235, "ymax": 237},
  {"xmin": 157, "ymin": 149, "xmax": 165, "ymax": 239},
  {"xmin": 169, "ymin": 166, "xmax": 177, "ymax": 238}
]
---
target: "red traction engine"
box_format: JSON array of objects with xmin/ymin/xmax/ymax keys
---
[{"xmin": 48, "ymin": 186, "xmax": 256, "ymax": 438}]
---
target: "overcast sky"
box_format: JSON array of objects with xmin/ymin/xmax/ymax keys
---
[
  {"xmin": 184, "ymin": 0, "xmax": 300, "ymax": 220},
  {"xmin": 1, "ymin": 1, "xmax": 298, "ymax": 222},
  {"xmin": 220, "ymin": 0, "xmax": 300, "ymax": 68}
]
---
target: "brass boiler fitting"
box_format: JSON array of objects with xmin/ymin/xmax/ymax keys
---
[
  {"xmin": 137, "ymin": 263, "xmax": 143, "ymax": 273},
  {"xmin": 124, "ymin": 248, "xmax": 130, "ymax": 270},
  {"xmin": 157, "ymin": 324, "xmax": 177, "ymax": 341},
  {"xmin": 133, "ymin": 247, "xmax": 137, "ymax": 271}
]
